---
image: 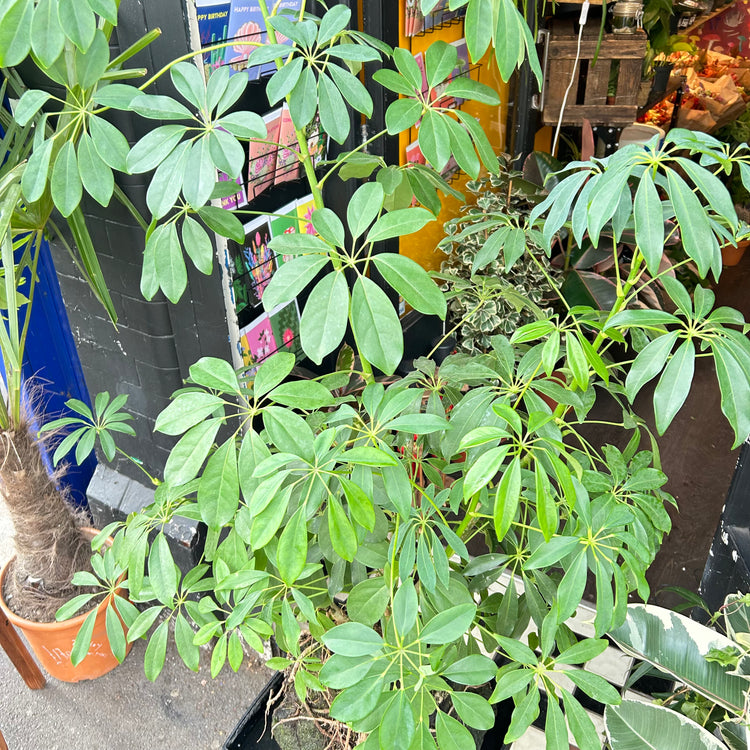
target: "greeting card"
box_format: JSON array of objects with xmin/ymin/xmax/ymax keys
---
[
  {"xmin": 196, "ymin": 1, "xmax": 230, "ymax": 75},
  {"xmin": 248, "ymin": 107, "xmax": 282, "ymax": 200},
  {"xmin": 274, "ymin": 104, "xmax": 300, "ymax": 184}
]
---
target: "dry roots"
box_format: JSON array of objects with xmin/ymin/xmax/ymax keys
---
[{"xmin": 0, "ymin": 422, "xmax": 94, "ymax": 622}]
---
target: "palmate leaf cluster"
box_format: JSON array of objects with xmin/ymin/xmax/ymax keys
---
[{"xmin": 3, "ymin": 1, "xmax": 749, "ymax": 749}]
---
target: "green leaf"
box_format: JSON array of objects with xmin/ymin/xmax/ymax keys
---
[
  {"xmin": 504, "ymin": 686, "xmax": 541, "ymax": 743},
  {"xmin": 183, "ymin": 136, "xmax": 216, "ymax": 208},
  {"xmin": 455, "ymin": 109, "xmax": 497, "ymax": 174},
  {"xmin": 75, "ymin": 29, "xmax": 109, "ymax": 89},
  {"xmin": 385, "ymin": 98, "xmax": 423, "ymax": 135},
  {"xmin": 208, "ymin": 128, "xmax": 244, "ymax": 178},
  {"xmin": 350, "ymin": 276, "xmax": 403, "ymax": 375},
  {"xmin": 464, "ymin": 0, "xmax": 494, "ymax": 61},
  {"xmin": 451, "ymin": 692, "xmax": 495, "ymax": 731},
  {"xmin": 330, "ymin": 676, "xmax": 386, "ymax": 723},
  {"xmin": 556, "ymin": 549, "xmax": 588, "ymax": 623},
  {"xmin": 289, "ymin": 65, "xmax": 318, "ymax": 129},
  {"xmin": 262, "ymin": 255, "xmax": 328, "ymax": 312},
  {"xmin": 89, "ymin": 115, "xmax": 130, "ymax": 173},
  {"xmin": 252, "ymin": 351, "xmax": 296, "ymax": 398},
  {"xmin": 317, "ymin": 72, "xmax": 349, "ymax": 144},
  {"xmin": 322, "ymin": 622, "xmax": 384, "ymax": 657},
  {"xmin": 373, "ymin": 69, "xmax": 416, "ymax": 96},
  {"xmin": 148, "ymin": 533, "xmax": 178, "ymax": 605},
  {"xmin": 77, "ymin": 132, "xmax": 114, "ymax": 207},
  {"xmin": 606, "ymin": 700, "xmax": 728, "ymax": 750},
  {"xmin": 441, "ymin": 654, "xmax": 497, "ymax": 685},
  {"xmin": 444, "ymin": 116, "xmax": 480, "ymax": 179},
  {"xmin": 346, "ymin": 577, "xmax": 389, "ymax": 626},
  {"xmin": 263, "ymin": 406, "xmax": 314, "ymax": 461},
  {"xmin": 51, "ymin": 141, "xmax": 82, "ymax": 217},
  {"xmin": 127, "ymin": 606, "xmax": 164, "ymax": 642},
  {"xmin": 163, "ymin": 418, "xmax": 222, "ymax": 486},
  {"xmin": 464, "ymin": 445, "xmax": 510, "ymax": 500},
  {"xmin": 58, "ymin": 0, "xmax": 96, "ymax": 52},
  {"xmin": 381, "ymin": 692, "xmax": 416, "ymax": 750},
  {"xmin": 328, "ymin": 495, "xmax": 358, "ymax": 561},
  {"xmin": 420, "ymin": 603, "xmax": 476, "ymax": 645},
  {"xmin": 633, "ymin": 172, "xmax": 665, "ymax": 275},
  {"xmin": 153, "ymin": 222, "xmax": 187, "ymax": 304},
  {"xmin": 126, "ymin": 124, "xmax": 188, "ymax": 174},
  {"xmin": 566, "ymin": 668, "xmax": 622, "ymax": 705},
  {"xmin": 666, "ymin": 168, "xmax": 719, "ymax": 277},
  {"xmin": 277, "ymin": 506, "xmax": 308, "ymax": 586},
  {"xmin": 713, "ymin": 342, "xmax": 750, "ymax": 448},
  {"xmin": 197, "ymin": 437, "xmax": 239, "ymax": 530},
  {"xmin": 494, "ymin": 456, "xmax": 521, "ymax": 539},
  {"xmin": 174, "ymin": 612, "xmax": 200, "ymax": 672},
  {"xmin": 392, "ymin": 578, "xmax": 418, "ymax": 636},
  {"xmin": 70, "ymin": 608, "xmax": 98, "ymax": 666},
  {"xmin": 393, "ymin": 46, "xmax": 424, "ymax": 90},
  {"xmin": 0, "ymin": 0, "xmax": 32, "ymax": 67},
  {"xmin": 171, "ymin": 61, "xmax": 206, "ymax": 111},
  {"xmin": 216, "ymin": 110, "xmax": 266, "ymax": 139},
  {"xmin": 181, "ymin": 215, "xmax": 214, "ymax": 275},
  {"xmin": 21, "ymin": 136, "xmax": 54, "ymax": 203},
  {"xmin": 318, "ymin": 4, "xmax": 351, "ymax": 45},
  {"xmin": 653, "ymin": 339, "xmax": 695, "ymax": 434},
  {"xmin": 92, "ymin": 84, "xmax": 140, "ymax": 109},
  {"xmin": 87, "ymin": 0, "xmax": 118, "ymax": 24},
  {"xmin": 105, "ymin": 600, "xmax": 127, "ymax": 663},
  {"xmin": 144, "ymin": 619, "xmax": 169, "ymax": 681},
  {"xmin": 311, "ymin": 208, "xmax": 345, "ymax": 248},
  {"xmin": 435, "ymin": 710, "xmax": 475, "ymax": 750},
  {"xmin": 55, "ymin": 593, "xmax": 96, "ymax": 621},
  {"xmin": 561, "ymin": 688, "xmax": 600, "ymax": 750},
  {"xmin": 444, "ymin": 77, "xmax": 500, "ymax": 105},
  {"xmin": 300, "ymin": 271, "xmax": 349, "ymax": 365},
  {"xmin": 365, "ymin": 207, "xmax": 435, "ymax": 244},
  {"xmin": 266, "ymin": 57, "xmax": 304, "ymax": 105},
  {"xmin": 30, "ymin": 0, "xmax": 64, "ymax": 68},
  {"xmin": 371, "ymin": 253, "xmax": 446, "ymax": 317},
  {"xmin": 544, "ymin": 696, "xmax": 569, "ymax": 750},
  {"xmin": 347, "ymin": 182, "xmax": 384, "ymax": 240},
  {"xmin": 418, "ymin": 110, "xmax": 451, "ymax": 172},
  {"xmin": 425, "ymin": 40, "xmax": 459, "ymax": 88},
  {"xmin": 625, "ymin": 332, "xmax": 678, "ymax": 401},
  {"xmin": 556, "ymin": 638, "xmax": 609, "ymax": 665},
  {"xmin": 198, "ymin": 205, "xmax": 245, "ymax": 244},
  {"xmin": 189, "ymin": 357, "xmax": 239, "ymax": 392},
  {"xmin": 14, "ymin": 90, "xmax": 52, "ymax": 126},
  {"xmin": 327, "ymin": 63, "xmax": 372, "ymax": 117}
]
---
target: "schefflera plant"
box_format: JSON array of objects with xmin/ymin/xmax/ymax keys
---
[{"xmin": 22, "ymin": 4, "xmax": 750, "ymax": 750}]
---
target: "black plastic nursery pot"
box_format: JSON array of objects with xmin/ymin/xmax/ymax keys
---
[
  {"xmin": 699, "ymin": 440, "xmax": 750, "ymax": 618},
  {"xmin": 224, "ymin": 672, "xmax": 284, "ymax": 750},
  {"xmin": 224, "ymin": 672, "xmax": 515, "ymax": 750}
]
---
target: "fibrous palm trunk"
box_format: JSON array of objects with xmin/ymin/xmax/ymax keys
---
[{"xmin": 0, "ymin": 422, "xmax": 93, "ymax": 622}]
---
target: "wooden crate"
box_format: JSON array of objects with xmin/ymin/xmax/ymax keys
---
[{"xmin": 542, "ymin": 22, "xmax": 647, "ymax": 126}]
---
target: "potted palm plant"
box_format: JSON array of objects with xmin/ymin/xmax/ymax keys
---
[
  {"xmin": 0, "ymin": 31, "xmax": 144, "ymax": 682},
  {"xmin": 4, "ymin": 0, "xmax": 750, "ymax": 745}
]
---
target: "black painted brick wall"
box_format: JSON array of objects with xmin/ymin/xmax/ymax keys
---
[{"xmin": 46, "ymin": 0, "xmax": 233, "ymax": 482}]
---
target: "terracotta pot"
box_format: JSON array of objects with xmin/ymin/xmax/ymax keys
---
[
  {"xmin": 0, "ymin": 527, "xmax": 131, "ymax": 682},
  {"xmin": 722, "ymin": 240, "xmax": 750, "ymax": 267}
]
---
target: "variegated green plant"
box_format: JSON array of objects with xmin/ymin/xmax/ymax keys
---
[{"xmin": 605, "ymin": 594, "xmax": 750, "ymax": 749}]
